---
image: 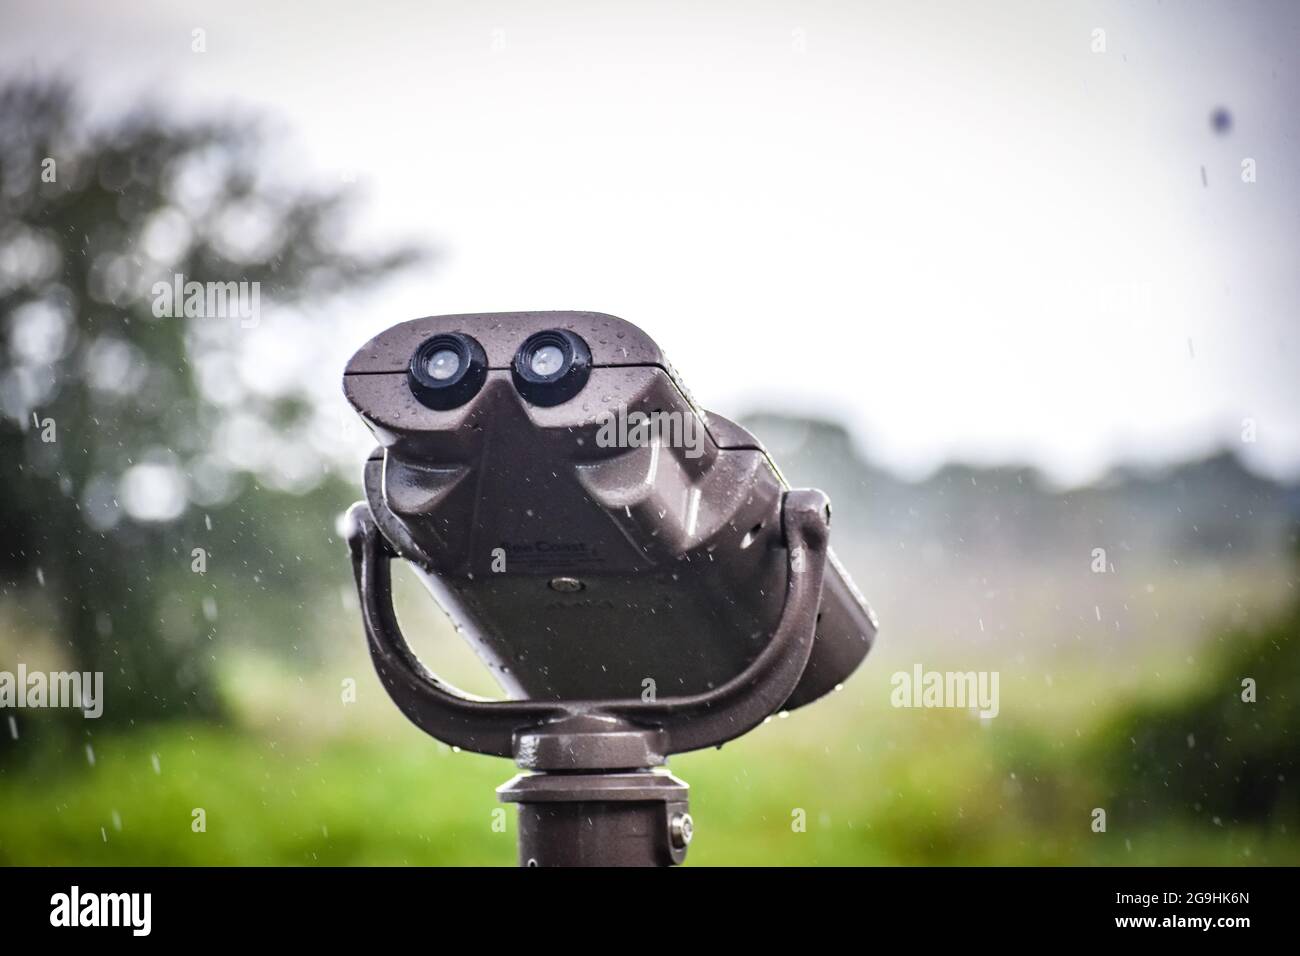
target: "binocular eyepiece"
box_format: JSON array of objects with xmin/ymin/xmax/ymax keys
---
[
  {"xmin": 407, "ymin": 332, "xmax": 488, "ymax": 410},
  {"xmin": 510, "ymin": 328, "xmax": 593, "ymax": 406},
  {"xmin": 407, "ymin": 327, "xmax": 594, "ymax": 411}
]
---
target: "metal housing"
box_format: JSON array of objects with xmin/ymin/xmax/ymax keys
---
[{"xmin": 343, "ymin": 311, "xmax": 877, "ymax": 710}]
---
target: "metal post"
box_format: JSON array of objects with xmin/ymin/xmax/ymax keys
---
[{"xmin": 498, "ymin": 770, "xmax": 691, "ymax": 866}]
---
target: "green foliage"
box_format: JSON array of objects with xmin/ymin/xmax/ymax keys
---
[
  {"xmin": 0, "ymin": 723, "xmax": 513, "ymax": 866},
  {"xmin": 1092, "ymin": 542, "xmax": 1300, "ymax": 828},
  {"xmin": 0, "ymin": 78, "xmax": 420, "ymax": 726},
  {"xmin": 2, "ymin": 700, "xmax": 1294, "ymax": 866}
]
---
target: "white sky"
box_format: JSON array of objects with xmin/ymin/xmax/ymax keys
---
[{"xmin": 3, "ymin": 0, "xmax": 1298, "ymax": 483}]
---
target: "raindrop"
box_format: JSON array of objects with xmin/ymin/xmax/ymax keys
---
[{"xmin": 85, "ymin": 743, "xmax": 96, "ymax": 766}]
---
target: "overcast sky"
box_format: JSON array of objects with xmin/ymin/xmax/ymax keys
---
[{"xmin": 3, "ymin": 0, "xmax": 1298, "ymax": 483}]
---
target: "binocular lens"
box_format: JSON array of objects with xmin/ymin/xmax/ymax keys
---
[
  {"xmin": 426, "ymin": 349, "xmax": 461, "ymax": 381},
  {"xmin": 512, "ymin": 330, "xmax": 592, "ymax": 406},
  {"xmin": 408, "ymin": 333, "xmax": 487, "ymax": 410},
  {"xmin": 528, "ymin": 345, "xmax": 565, "ymax": 377}
]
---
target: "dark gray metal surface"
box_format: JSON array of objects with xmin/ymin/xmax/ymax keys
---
[{"xmin": 498, "ymin": 772, "xmax": 691, "ymax": 867}]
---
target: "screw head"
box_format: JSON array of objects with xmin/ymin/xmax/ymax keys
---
[
  {"xmin": 670, "ymin": 812, "xmax": 694, "ymax": 848},
  {"xmin": 548, "ymin": 576, "xmax": 584, "ymax": 593}
]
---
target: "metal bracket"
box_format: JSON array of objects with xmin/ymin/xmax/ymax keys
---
[{"xmin": 345, "ymin": 487, "xmax": 831, "ymax": 767}]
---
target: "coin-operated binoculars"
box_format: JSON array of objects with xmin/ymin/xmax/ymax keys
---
[{"xmin": 343, "ymin": 312, "xmax": 877, "ymax": 866}]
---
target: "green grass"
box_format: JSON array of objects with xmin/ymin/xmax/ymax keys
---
[
  {"xmin": 0, "ymin": 723, "xmax": 514, "ymax": 866},
  {"xmin": 5, "ymin": 569, "xmax": 1299, "ymax": 868},
  {"xmin": 3, "ymin": 686, "xmax": 1295, "ymax": 865}
]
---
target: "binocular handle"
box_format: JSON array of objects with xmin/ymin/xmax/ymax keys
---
[{"xmin": 345, "ymin": 489, "xmax": 831, "ymax": 763}]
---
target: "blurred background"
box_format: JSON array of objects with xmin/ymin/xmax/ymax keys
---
[{"xmin": 1, "ymin": 0, "xmax": 1297, "ymax": 865}]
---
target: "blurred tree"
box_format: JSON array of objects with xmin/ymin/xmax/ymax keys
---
[{"xmin": 0, "ymin": 78, "xmax": 420, "ymax": 727}]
